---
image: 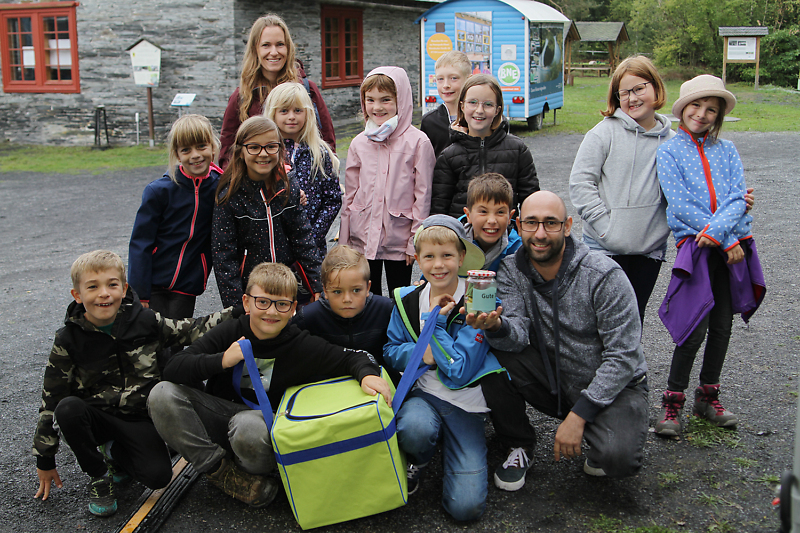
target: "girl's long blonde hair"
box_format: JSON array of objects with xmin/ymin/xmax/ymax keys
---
[
  {"xmin": 167, "ymin": 114, "xmax": 219, "ymax": 182},
  {"xmin": 238, "ymin": 14, "xmax": 298, "ymax": 122},
  {"xmin": 264, "ymin": 82, "xmax": 339, "ymax": 180},
  {"xmin": 216, "ymin": 116, "xmax": 288, "ymax": 206}
]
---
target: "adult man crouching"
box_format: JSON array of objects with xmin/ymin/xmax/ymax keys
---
[{"xmin": 468, "ymin": 190, "xmax": 648, "ymax": 491}]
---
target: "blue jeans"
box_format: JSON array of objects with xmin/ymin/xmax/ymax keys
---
[{"xmin": 396, "ymin": 390, "xmax": 487, "ymax": 521}]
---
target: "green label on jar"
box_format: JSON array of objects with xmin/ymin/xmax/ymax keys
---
[{"xmin": 469, "ymin": 286, "xmax": 497, "ymax": 314}]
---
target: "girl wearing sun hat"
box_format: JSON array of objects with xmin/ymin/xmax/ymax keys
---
[{"xmin": 654, "ymin": 75, "xmax": 766, "ymax": 437}]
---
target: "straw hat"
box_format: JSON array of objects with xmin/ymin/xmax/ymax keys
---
[{"xmin": 671, "ymin": 75, "xmax": 736, "ymax": 118}]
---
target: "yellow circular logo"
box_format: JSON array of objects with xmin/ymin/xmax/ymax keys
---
[{"xmin": 426, "ymin": 33, "xmax": 453, "ymax": 61}]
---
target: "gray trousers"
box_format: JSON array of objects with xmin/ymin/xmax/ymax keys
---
[
  {"xmin": 482, "ymin": 347, "xmax": 649, "ymax": 477},
  {"xmin": 147, "ymin": 381, "xmax": 276, "ymax": 475}
]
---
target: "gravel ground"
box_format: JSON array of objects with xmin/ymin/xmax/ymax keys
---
[{"xmin": 1, "ymin": 131, "xmax": 798, "ymax": 533}]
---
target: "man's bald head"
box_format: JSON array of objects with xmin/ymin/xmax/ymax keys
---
[{"xmin": 520, "ymin": 191, "xmax": 568, "ymax": 221}]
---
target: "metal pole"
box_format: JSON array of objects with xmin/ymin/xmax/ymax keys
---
[
  {"xmin": 147, "ymin": 86, "xmax": 155, "ymax": 148},
  {"xmin": 135, "ymin": 112, "xmax": 140, "ymax": 145}
]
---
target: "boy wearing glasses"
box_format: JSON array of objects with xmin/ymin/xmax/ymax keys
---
[
  {"xmin": 148, "ymin": 262, "xmax": 391, "ymax": 508},
  {"xmin": 468, "ymin": 191, "xmax": 648, "ymax": 490}
]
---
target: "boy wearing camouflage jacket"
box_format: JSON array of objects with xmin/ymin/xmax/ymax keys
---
[{"xmin": 32, "ymin": 250, "xmax": 238, "ymax": 517}]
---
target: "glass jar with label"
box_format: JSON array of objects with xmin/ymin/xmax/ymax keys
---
[{"xmin": 465, "ymin": 270, "xmax": 497, "ymax": 315}]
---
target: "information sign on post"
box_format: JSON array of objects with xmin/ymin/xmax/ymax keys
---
[
  {"xmin": 171, "ymin": 94, "xmax": 197, "ymax": 118},
  {"xmin": 126, "ymin": 39, "xmax": 163, "ymax": 147},
  {"xmin": 719, "ymin": 27, "xmax": 768, "ymax": 89}
]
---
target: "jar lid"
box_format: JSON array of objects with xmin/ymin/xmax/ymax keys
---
[{"xmin": 467, "ymin": 270, "xmax": 496, "ymax": 278}]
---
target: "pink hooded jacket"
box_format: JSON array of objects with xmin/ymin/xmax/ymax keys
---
[{"xmin": 340, "ymin": 66, "xmax": 435, "ymax": 260}]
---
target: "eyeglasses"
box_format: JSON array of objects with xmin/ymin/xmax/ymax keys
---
[
  {"xmin": 246, "ymin": 294, "xmax": 294, "ymax": 312},
  {"xmin": 518, "ymin": 219, "xmax": 567, "ymax": 233},
  {"xmin": 616, "ymin": 82, "xmax": 650, "ymax": 101},
  {"xmin": 242, "ymin": 143, "xmax": 281, "ymax": 156},
  {"xmin": 463, "ymin": 99, "xmax": 497, "ymax": 111}
]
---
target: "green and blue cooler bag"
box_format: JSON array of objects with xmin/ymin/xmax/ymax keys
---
[
  {"xmin": 234, "ymin": 309, "xmax": 437, "ymax": 529},
  {"xmin": 271, "ymin": 368, "xmax": 406, "ymax": 529}
]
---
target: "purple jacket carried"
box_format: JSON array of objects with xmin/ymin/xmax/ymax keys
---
[{"xmin": 659, "ymin": 238, "xmax": 766, "ymax": 346}]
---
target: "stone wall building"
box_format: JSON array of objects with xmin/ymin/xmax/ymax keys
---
[{"xmin": 0, "ymin": 0, "xmax": 432, "ymax": 146}]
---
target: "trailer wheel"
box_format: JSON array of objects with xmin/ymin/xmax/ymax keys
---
[{"xmin": 527, "ymin": 112, "xmax": 544, "ymax": 131}]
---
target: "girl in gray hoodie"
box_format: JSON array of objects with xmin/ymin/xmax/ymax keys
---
[{"xmin": 569, "ymin": 56, "xmax": 674, "ymax": 323}]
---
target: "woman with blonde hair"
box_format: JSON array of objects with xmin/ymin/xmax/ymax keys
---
[{"xmin": 219, "ymin": 13, "xmax": 335, "ymax": 168}]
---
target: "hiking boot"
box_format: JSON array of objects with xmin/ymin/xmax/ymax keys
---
[
  {"xmin": 693, "ymin": 384, "xmax": 738, "ymax": 427},
  {"xmin": 406, "ymin": 462, "xmax": 424, "ymax": 495},
  {"xmin": 205, "ymin": 458, "xmax": 279, "ymax": 508},
  {"xmin": 87, "ymin": 474, "xmax": 117, "ymax": 517},
  {"xmin": 655, "ymin": 391, "xmax": 686, "ymax": 437},
  {"xmin": 494, "ymin": 447, "xmax": 531, "ymax": 491},
  {"xmin": 583, "ymin": 458, "xmax": 607, "ymax": 477},
  {"xmin": 99, "ymin": 442, "xmax": 130, "ymax": 484}
]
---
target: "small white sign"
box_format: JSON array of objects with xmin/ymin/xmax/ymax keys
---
[
  {"xmin": 428, "ymin": 89, "xmax": 439, "ymax": 96},
  {"xmin": 727, "ymin": 37, "xmax": 756, "ymax": 61},
  {"xmin": 171, "ymin": 94, "xmax": 196, "ymax": 107},
  {"xmin": 501, "ymin": 45, "xmax": 516, "ymax": 61},
  {"xmin": 129, "ymin": 40, "xmax": 161, "ymax": 87}
]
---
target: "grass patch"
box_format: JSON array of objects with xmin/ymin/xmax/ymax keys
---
[
  {"xmin": 707, "ymin": 519, "xmax": 737, "ymax": 533},
  {"xmin": 0, "ymin": 144, "xmax": 166, "ymax": 174},
  {"xmin": 513, "ymin": 76, "xmax": 800, "ymax": 137},
  {"xmin": 658, "ymin": 472, "xmax": 681, "ymax": 487},
  {"xmin": 733, "ymin": 457, "xmax": 758, "ymax": 468},
  {"xmin": 756, "ymin": 474, "xmax": 781, "ymax": 486},
  {"xmin": 588, "ymin": 515, "xmax": 680, "ymax": 533},
  {"xmin": 684, "ymin": 417, "xmax": 741, "ymax": 448}
]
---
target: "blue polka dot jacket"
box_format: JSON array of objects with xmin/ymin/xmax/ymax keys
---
[{"xmin": 657, "ymin": 127, "xmax": 752, "ymax": 252}]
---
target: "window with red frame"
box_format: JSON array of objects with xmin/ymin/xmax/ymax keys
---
[
  {"xmin": 0, "ymin": 2, "xmax": 80, "ymax": 93},
  {"xmin": 320, "ymin": 6, "xmax": 362, "ymax": 88}
]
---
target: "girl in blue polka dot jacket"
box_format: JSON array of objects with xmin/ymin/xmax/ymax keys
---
[{"xmin": 654, "ymin": 75, "xmax": 756, "ymax": 436}]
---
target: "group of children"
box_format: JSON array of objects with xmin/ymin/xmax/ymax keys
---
[{"xmin": 31, "ymin": 43, "xmax": 760, "ymax": 525}]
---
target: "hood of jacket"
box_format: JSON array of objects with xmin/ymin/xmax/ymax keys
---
[
  {"xmin": 612, "ymin": 107, "xmax": 673, "ymax": 137},
  {"xmin": 360, "ymin": 66, "xmax": 413, "ymax": 141}
]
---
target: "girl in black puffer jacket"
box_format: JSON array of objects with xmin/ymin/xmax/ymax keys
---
[{"xmin": 431, "ymin": 75, "xmax": 538, "ymax": 218}]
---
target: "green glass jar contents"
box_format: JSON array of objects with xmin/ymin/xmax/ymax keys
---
[{"xmin": 465, "ymin": 270, "xmax": 497, "ymax": 315}]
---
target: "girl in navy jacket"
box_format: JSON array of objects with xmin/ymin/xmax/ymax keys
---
[{"xmin": 129, "ymin": 114, "xmax": 221, "ymax": 319}]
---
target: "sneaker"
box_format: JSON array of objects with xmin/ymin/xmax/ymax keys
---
[
  {"xmin": 693, "ymin": 384, "xmax": 738, "ymax": 427},
  {"xmin": 494, "ymin": 447, "xmax": 531, "ymax": 491},
  {"xmin": 655, "ymin": 391, "xmax": 686, "ymax": 437},
  {"xmin": 406, "ymin": 463, "xmax": 423, "ymax": 495},
  {"xmin": 583, "ymin": 458, "xmax": 607, "ymax": 477},
  {"xmin": 87, "ymin": 474, "xmax": 117, "ymax": 517},
  {"xmin": 205, "ymin": 458, "xmax": 279, "ymax": 508},
  {"xmin": 99, "ymin": 442, "xmax": 130, "ymax": 484}
]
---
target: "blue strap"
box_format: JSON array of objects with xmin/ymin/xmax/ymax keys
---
[
  {"xmin": 392, "ymin": 305, "xmax": 440, "ymax": 415},
  {"xmin": 232, "ymin": 339, "xmax": 273, "ymax": 428}
]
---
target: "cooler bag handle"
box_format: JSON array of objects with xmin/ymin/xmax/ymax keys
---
[
  {"xmin": 392, "ymin": 305, "xmax": 440, "ymax": 415},
  {"xmin": 232, "ymin": 339, "xmax": 274, "ymax": 428}
]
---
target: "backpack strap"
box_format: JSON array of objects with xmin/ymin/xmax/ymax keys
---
[
  {"xmin": 392, "ymin": 305, "xmax": 440, "ymax": 414},
  {"xmin": 232, "ymin": 339, "xmax": 274, "ymax": 428}
]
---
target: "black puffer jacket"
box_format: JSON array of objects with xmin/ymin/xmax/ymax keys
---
[{"xmin": 431, "ymin": 121, "xmax": 538, "ymax": 217}]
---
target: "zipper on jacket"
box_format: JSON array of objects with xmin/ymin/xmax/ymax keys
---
[
  {"xmin": 201, "ymin": 253, "xmax": 208, "ymax": 291},
  {"xmin": 259, "ymin": 188, "xmax": 281, "ymax": 263},
  {"xmin": 240, "ymin": 249, "xmax": 248, "ymax": 277},
  {"xmin": 479, "ymin": 139, "xmax": 486, "ymax": 175},
  {"xmin": 114, "ymin": 348, "xmax": 126, "ymax": 408},
  {"xmin": 168, "ymin": 177, "xmax": 202, "ymax": 290}
]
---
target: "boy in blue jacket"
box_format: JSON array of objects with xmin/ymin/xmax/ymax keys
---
[
  {"xmin": 462, "ymin": 173, "xmax": 522, "ymax": 272},
  {"xmin": 384, "ymin": 215, "xmax": 503, "ymax": 521}
]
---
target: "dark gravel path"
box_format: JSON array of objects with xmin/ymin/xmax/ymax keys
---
[{"xmin": 1, "ymin": 131, "xmax": 797, "ymax": 533}]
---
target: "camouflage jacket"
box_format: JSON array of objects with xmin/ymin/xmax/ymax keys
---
[{"xmin": 33, "ymin": 290, "xmax": 236, "ymax": 470}]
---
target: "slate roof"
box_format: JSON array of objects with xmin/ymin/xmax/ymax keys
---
[
  {"xmin": 719, "ymin": 26, "xmax": 769, "ymax": 36},
  {"xmin": 574, "ymin": 21, "xmax": 629, "ymax": 43}
]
